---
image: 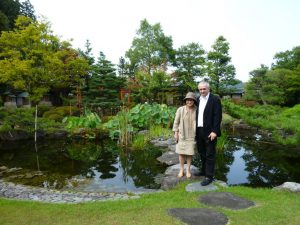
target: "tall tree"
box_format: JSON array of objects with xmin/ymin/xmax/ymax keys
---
[
  {"xmin": 175, "ymin": 42, "xmax": 206, "ymax": 92},
  {"xmin": 20, "ymin": 0, "xmax": 36, "ymax": 21},
  {"xmin": 244, "ymin": 65, "xmax": 269, "ymax": 105},
  {"xmin": 117, "ymin": 56, "xmax": 136, "ymax": 78},
  {"xmin": 206, "ymin": 36, "xmax": 236, "ymax": 95},
  {"xmin": 84, "ymin": 52, "xmax": 125, "ymax": 110},
  {"xmin": 272, "ymin": 46, "xmax": 300, "ymax": 70},
  {"xmin": 0, "ymin": 16, "xmax": 89, "ymax": 103},
  {"xmin": 0, "ymin": 0, "xmax": 35, "ymax": 32},
  {"xmin": 246, "ymin": 46, "xmax": 300, "ymax": 106},
  {"xmin": 125, "ymin": 19, "xmax": 175, "ymax": 74},
  {"xmin": 124, "ymin": 19, "xmax": 175, "ymax": 103}
]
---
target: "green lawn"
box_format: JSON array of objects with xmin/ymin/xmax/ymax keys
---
[{"xmin": 1, "ymin": 182, "xmax": 299, "ymax": 225}]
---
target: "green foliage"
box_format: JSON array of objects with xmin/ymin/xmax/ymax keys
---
[
  {"xmin": 104, "ymin": 108, "xmax": 133, "ymax": 146},
  {"xmin": 0, "ymin": 107, "xmax": 63, "ymax": 134},
  {"xmin": 129, "ymin": 103, "xmax": 176, "ymax": 129},
  {"xmin": 0, "ymin": 16, "xmax": 90, "ymax": 102},
  {"xmin": 246, "ymin": 46, "xmax": 300, "ymax": 106},
  {"xmin": 132, "ymin": 133, "xmax": 148, "ymax": 150},
  {"xmin": 2, "ymin": 107, "xmax": 35, "ymax": 132},
  {"xmin": 272, "ymin": 46, "xmax": 300, "ymax": 71},
  {"xmin": 0, "ymin": 108, "xmax": 8, "ymax": 120},
  {"xmin": 223, "ymin": 99, "xmax": 300, "ymax": 145},
  {"xmin": 206, "ymin": 36, "xmax": 236, "ymax": 95},
  {"xmin": 83, "ymin": 51, "xmax": 125, "ymax": 110},
  {"xmin": 125, "ymin": 19, "xmax": 175, "ymax": 74},
  {"xmin": 175, "ymin": 42, "xmax": 206, "ymax": 92},
  {"xmin": 43, "ymin": 106, "xmax": 79, "ymax": 122},
  {"xmin": 36, "ymin": 105, "xmax": 51, "ymax": 117},
  {"xmin": 104, "ymin": 104, "xmax": 176, "ymax": 147},
  {"xmin": 216, "ymin": 131, "xmax": 228, "ymax": 151},
  {"xmin": 149, "ymin": 125, "xmax": 173, "ymax": 139},
  {"xmin": 62, "ymin": 109, "xmax": 102, "ymax": 130},
  {"xmin": 67, "ymin": 141, "xmax": 103, "ymax": 162}
]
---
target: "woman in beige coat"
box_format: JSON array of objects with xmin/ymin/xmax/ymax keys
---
[{"xmin": 172, "ymin": 92, "xmax": 197, "ymax": 178}]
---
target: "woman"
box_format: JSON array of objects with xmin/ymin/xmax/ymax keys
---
[{"xmin": 172, "ymin": 92, "xmax": 197, "ymax": 178}]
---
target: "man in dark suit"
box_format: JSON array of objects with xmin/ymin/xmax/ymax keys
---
[{"xmin": 196, "ymin": 81, "xmax": 222, "ymax": 186}]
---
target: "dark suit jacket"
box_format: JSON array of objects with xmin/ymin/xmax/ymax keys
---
[{"xmin": 196, "ymin": 93, "xmax": 222, "ymax": 138}]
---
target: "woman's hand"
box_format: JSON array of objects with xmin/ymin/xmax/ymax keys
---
[{"xmin": 174, "ymin": 131, "xmax": 179, "ymax": 143}]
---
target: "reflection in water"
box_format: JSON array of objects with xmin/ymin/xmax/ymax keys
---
[
  {"xmin": 226, "ymin": 148, "xmax": 248, "ymax": 185},
  {"xmin": 0, "ymin": 129, "xmax": 300, "ymax": 190},
  {"xmin": 0, "ymin": 139, "xmax": 166, "ymax": 191},
  {"xmin": 216, "ymin": 129, "xmax": 300, "ymax": 187},
  {"xmin": 34, "ymin": 142, "xmax": 40, "ymax": 172}
]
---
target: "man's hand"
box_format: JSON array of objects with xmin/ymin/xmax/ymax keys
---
[{"xmin": 208, "ymin": 132, "xmax": 217, "ymax": 141}]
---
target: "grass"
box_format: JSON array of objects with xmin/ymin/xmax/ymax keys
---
[{"xmin": 1, "ymin": 183, "xmax": 300, "ymax": 225}]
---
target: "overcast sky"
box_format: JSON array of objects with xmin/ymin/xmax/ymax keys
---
[{"xmin": 29, "ymin": 0, "xmax": 300, "ymax": 82}]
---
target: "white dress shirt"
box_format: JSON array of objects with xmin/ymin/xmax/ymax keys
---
[{"xmin": 197, "ymin": 93, "xmax": 210, "ymax": 127}]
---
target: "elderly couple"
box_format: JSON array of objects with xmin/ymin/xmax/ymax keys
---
[{"xmin": 172, "ymin": 81, "xmax": 222, "ymax": 186}]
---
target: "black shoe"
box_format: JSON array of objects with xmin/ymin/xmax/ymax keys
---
[
  {"xmin": 194, "ymin": 172, "xmax": 205, "ymax": 177},
  {"xmin": 201, "ymin": 177, "xmax": 213, "ymax": 186}
]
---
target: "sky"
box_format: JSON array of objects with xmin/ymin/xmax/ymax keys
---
[{"xmin": 29, "ymin": 0, "xmax": 300, "ymax": 82}]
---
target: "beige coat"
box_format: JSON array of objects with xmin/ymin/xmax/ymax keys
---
[{"xmin": 172, "ymin": 105, "xmax": 197, "ymax": 155}]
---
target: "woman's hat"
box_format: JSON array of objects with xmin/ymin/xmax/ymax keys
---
[{"xmin": 183, "ymin": 92, "xmax": 196, "ymax": 102}]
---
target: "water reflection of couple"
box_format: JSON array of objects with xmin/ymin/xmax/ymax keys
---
[{"xmin": 172, "ymin": 81, "xmax": 222, "ymax": 186}]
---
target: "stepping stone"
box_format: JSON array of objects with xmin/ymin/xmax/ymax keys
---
[
  {"xmin": 168, "ymin": 208, "xmax": 228, "ymax": 225},
  {"xmin": 199, "ymin": 192, "xmax": 255, "ymax": 210},
  {"xmin": 157, "ymin": 151, "xmax": 179, "ymax": 165},
  {"xmin": 186, "ymin": 181, "xmax": 218, "ymax": 192}
]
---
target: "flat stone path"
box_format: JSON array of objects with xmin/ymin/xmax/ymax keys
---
[
  {"xmin": 168, "ymin": 208, "xmax": 228, "ymax": 225},
  {"xmin": 168, "ymin": 181, "xmax": 255, "ymax": 225},
  {"xmin": 199, "ymin": 192, "xmax": 255, "ymax": 210},
  {"xmin": 0, "ymin": 180, "xmax": 140, "ymax": 203}
]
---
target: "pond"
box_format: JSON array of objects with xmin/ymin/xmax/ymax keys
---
[
  {"xmin": 214, "ymin": 128, "xmax": 300, "ymax": 187},
  {"xmin": 0, "ymin": 128, "xmax": 300, "ymax": 191},
  {"xmin": 0, "ymin": 139, "xmax": 167, "ymax": 192}
]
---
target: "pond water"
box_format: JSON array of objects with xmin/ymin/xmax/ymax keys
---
[
  {"xmin": 0, "ymin": 139, "xmax": 166, "ymax": 192},
  {"xmin": 214, "ymin": 128, "xmax": 300, "ymax": 187},
  {"xmin": 0, "ymin": 129, "xmax": 300, "ymax": 191}
]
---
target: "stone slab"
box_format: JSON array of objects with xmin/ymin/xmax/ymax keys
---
[
  {"xmin": 186, "ymin": 181, "xmax": 218, "ymax": 192},
  {"xmin": 168, "ymin": 208, "xmax": 228, "ymax": 225},
  {"xmin": 199, "ymin": 192, "xmax": 255, "ymax": 209},
  {"xmin": 157, "ymin": 151, "xmax": 179, "ymax": 165}
]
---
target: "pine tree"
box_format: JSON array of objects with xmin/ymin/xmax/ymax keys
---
[{"xmin": 84, "ymin": 52, "xmax": 125, "ymax": 112}]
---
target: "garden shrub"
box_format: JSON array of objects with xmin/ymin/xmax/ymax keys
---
[
  {"xmin": 43, "ymin": 106, "xmax": 80, "ymax": 121},
  {"xmin": 37, "ymin": 105, "xmax": 52, "ymax": 117}
]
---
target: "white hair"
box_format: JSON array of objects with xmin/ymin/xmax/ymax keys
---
[{"xmin": 198, "ymin": 81, "xmax": 210, "ymax": 89}]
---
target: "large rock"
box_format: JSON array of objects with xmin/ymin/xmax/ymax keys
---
[
  {"xmin": 273, "ymin": 182, "xmax": 300, "ymax": 192},
  {"xmin": 150, "ymin": 138, "xmax": 175, "ymax": 148},
  {"xmin": 160, "ymin": 164, "xmax": 201, "ymax": 190},
  {"xmin": 165, "ymin": 164, "xmax": 199, "ymax": 176},
  {"xmin": 157, "ymin": 151, "xmax": 179, "ymax": 165}
]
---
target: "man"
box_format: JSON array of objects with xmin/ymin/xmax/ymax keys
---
[{"xmin": 196, "ymin": 81, "xmax": 222, "ymax": 186}]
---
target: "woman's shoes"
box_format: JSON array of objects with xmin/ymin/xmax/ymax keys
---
[{"xmin": 186, "ymin": 172, "xmax": 191, "ymax": 178}]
